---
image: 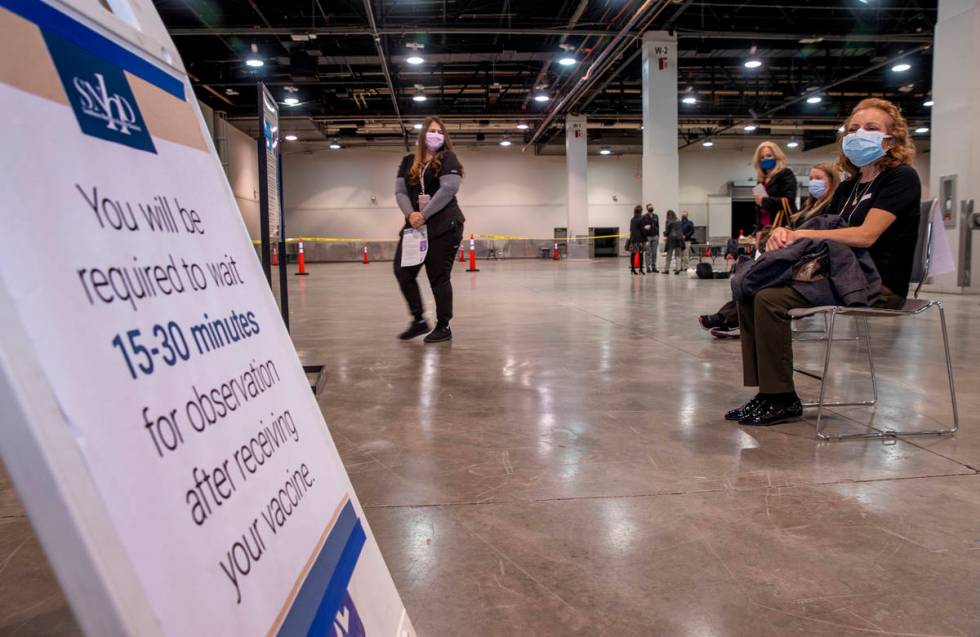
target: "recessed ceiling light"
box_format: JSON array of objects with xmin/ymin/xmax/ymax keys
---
[
  {"xmin": 245, "ymin": 57, "xmax": 264, "ymax": 68},
  {"xmin": 517, "ymin": 122, "xmax": 529, "ymax": 130},
  {"xmin": 787, "ymin": 140, "xmax": 800, "ymax": 149},
  {"xmin": 406, "ymin": 55, "xmax": 424, "ymax": 65},
  {"xmin": 924, "ymin": 99, "xmax": 934, "ymax": 107},
  {"xmin": 499, "ymin": 139, "xmax": 512, "ymax": 147},
  {"xmin": 413, "ymin": 122, "xmax": 423, "ymax": 130},
  {"xmin": 702, "ymin": 140, "xmax": 714, "ymax": 147},
  {"xmin": 743, "ymin": 124, "xmax": 758, "ymax": 132},
  {"xmin": 284, "ymin": 134, "xmax": 298, "ymax": 141},
  {"xmin": 534, "ymin": 94, "xmax": 551, "ymax": 102},
  {"xmin": 283, "ymin": 97, "xmax": 299, "ymax": 106},
  {"xmin": 682, "ymin": 96, "xmax": 697, "ymax": 104},
  {"xmin": 891, "ymin": 63, "xmax": 911, "ymax": 73},
  {"xmin": 558, "ymin": 56, "xmax": 577, "ymax": 66},
  {"xmin": 744, "ymin": 59, "xmax": 762, "ymax": 69},
  {"xmin": 915, "ymin": 126, "xmax": 930, "ymax": 134},
  {"xmin": 806, "ymin": 96, "xmax": 822, "ymax": 104},
  {"xmin": 329, "ymin": 142, "xmax": 341, "ymax": 149}
]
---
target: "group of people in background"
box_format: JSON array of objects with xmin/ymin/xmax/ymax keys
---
[{"xmin": 628, "ymin": 205, "xmax": 694, "ymax": 275}]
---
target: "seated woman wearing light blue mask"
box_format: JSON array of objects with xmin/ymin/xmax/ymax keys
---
[{"xmin": 726, "ymin": 97, "xmax": 921, "ymax": 427}]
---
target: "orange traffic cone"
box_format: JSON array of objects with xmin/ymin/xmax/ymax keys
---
[
  {"xmin": 467, "ymin": 235, "xmax": 479, "ymax": 272},
  {"xmin": 295, "ymin": 241, "xmax": 309, "ymax": 275},
  {"xmin": 553, "ymin": 242, "xmax": 559, "ymax": 260},
  {"xmin": 362, "ymin": 245, "xmax": 369, "ymax": 264},
  {"xmin": 272, "ymin": 245, "xmax": 278, "ymax": 266}
]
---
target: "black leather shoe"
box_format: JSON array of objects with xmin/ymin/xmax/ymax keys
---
[
  {"xmin": 725, "ymin": 396, "xmax": 765, "ymax": 421},
  {"xmin": 424, "ymin": 324, "xmax": 452, "ymax": 343},
  {"xmin": 398, "ymin": 320, "xmax": 430, "ymax": 340},
  {"xmin": 739, "ymin": 399, "xmax": 803, "ymax": 426},
  {"xmin": 698, "ymin": 313, "xmax": 726, "ymax": 331}
]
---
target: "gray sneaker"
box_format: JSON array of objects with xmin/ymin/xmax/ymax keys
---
[{"xmin": 710, "ymin": 326, "xmax": 740, "ymax": 339}]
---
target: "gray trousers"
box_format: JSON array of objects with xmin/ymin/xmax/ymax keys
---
[{"xmin": 646, "ymin": 238, "xmax": 659, "ymax": 270}]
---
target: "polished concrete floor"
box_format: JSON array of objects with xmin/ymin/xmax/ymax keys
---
[{"xmin": 3, "ymin": 258, "xmax": 980, "ymax": 636}]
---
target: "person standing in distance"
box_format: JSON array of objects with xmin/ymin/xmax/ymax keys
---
[
  {"xmin": 393, "ymin": 116, "xmax": 465, "ymax": 343},
  {"xmin": 628, "ymin": 205, "xmax": 647, "ymax": 275},
  {"xmin": 643, "ymin": 203, "xmax": 660, "ymax": 273},
  {"xmin": 752, "ymin": 141, "xmax": 797, "ymax": 228},
  {"xmin": 680, "ymin": 211, "xmax": 695, "ymax": 270}
]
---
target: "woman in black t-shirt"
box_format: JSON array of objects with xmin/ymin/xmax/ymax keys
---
[
  {"xmin": 393, "ymin": 116, "xmax": 466, "ymax": 343},
  {"xmin": 726, "ymin": 98, "xmax": 921, "ymax": 427}
]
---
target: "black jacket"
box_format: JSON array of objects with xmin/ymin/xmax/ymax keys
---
[
  {"xmin": 731, "ymin": 215, "xmax": 881, "ymax": 307},
  {"xmin": 664, "ymin": 219, "xmax": 685, "ymax": 251},
  {"xmin": 642, "ymin": 212, "xmax": 659, "ymax": 238},
  {"xmin": 680, "ymin": 218, "xmax": 695, "ymax": 241},
  {"xmin": 757, "ymin": 167, "xmax": 797, "ymax": 227},
  {"xmin": 629, "ymin": 216, "xmax": 647, "ymax": 248}
]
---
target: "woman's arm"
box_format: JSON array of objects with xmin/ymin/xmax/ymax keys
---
[
  {"xmin": 395, "ymin": 178, "xmax": 414, "ymax": 217},
  {"xmin": 420, "ymin": 174, "xmax": 462, "ymax": 219},
  {"xmin": 766, "ymin": 208, "xmax": 897, "ymax": 251}
]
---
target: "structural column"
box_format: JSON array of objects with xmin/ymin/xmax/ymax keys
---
[
  {"xmin": 565, "ymin": 114, "xmax": 591, "ymax": 259},
  {"xmin": 641, "ymin": 31, "xmax": 679, "ymax": 216},
  {"xmin": 928, "ymin": 0, "xmax": 980, "ymax": 293}
]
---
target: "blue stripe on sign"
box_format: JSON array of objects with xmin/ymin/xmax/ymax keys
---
[
  {"xmin": 277, "ymin": 502, "xmax": 358, "ymax": 636},
  {"xmin": 0, "ymin": 0, "xmax": 185, "ymax": 100},
  {"xmin": 307, "ymin": 521, "xmax": 366, "ymax": 636}
]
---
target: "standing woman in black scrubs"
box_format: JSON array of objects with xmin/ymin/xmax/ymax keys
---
[{"xmin": 393, "ymin": 116, "xmax": 465, "ymax": 343}]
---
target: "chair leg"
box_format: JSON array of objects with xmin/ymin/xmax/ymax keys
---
[
  {"xmin": 814, "ymin": 309, "xmax": 837, "ymax": 440},
  {"xmin": 938, "ymin": 302, "xmax": 960, "ymax": 434},
  {"xmin": 862, "ymin": 318, "xmax": 878, "ymax": 405}
]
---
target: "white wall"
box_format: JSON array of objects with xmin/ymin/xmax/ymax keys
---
[
  {"xmin": 198, "ymin": 102, "xmax": 261, "ymax": 240},
  {"xmin": 277, "ymin": 141, "xmax": 930, "ymax": 242}
]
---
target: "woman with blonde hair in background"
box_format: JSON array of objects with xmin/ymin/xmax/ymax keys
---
[{"xmin": 752, "ymin": 141, "xmax": 797, "ymax": 228}]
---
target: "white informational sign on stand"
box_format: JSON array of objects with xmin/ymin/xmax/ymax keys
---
[
  {"xmin": 259, "ymin": 82, "xmax": 281, "ymax": 242},
  {"xmin": 0, "ymin": 1, "xmax": 413, "ymax": 635}
]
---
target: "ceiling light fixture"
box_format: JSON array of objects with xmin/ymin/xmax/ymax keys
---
[
  {"xmin": 245, "ymin": 57, "xmax": 263, "ymax": 67},
  {"xmin": 413, "ymin": 122, "xmax": 423, "ymax": 130},
  {"xmin": 406, "ymin": 55, "xmax": 424, "ymax": 65},
  {"xmin": 743, "ymin": 124, "xmax": 758, "ymax": 132},
  {"xmin": 744, "ymin": 59, "xmax": 762, "ymax": 69},
  {"xmin": 283, "ymin": 97, "xmax": 299, "ymax": 106},
  {"xmin": 806, "ymin": 96, "xmax": 822, "ymax": 104},
  {"xmin": 499, "ymin": 139, "xmax": 512, "ymax": 147},
  {"xmin": 405, "ymin": 42, "xmax": 425, "ymax": 65},
  {"xmin": 413, "ymin": 90, "xmax": 427, "ymax": 102},
  {"xmin": 517, "ymin": 122, "xmax": 529, "ymax": 130},
  {"xmin": 924, "ymin": 99, "xmax": 934, "ymax": 107},
  {"xmin": 599, "ymin": 147, "xmax": 611, "ymax": 155},
  {"xmin": 702, "ymin": 140, "xmax": 714, "ymax": 147},
  {"xmin": 284, "ymin": 134, "xmax": 298, "ymax": 141},
  {"xmin": 915, "ymin": 126, "xmax": 930, "ymax": 134},
  {"xmin": 787, "ymin": 139, "xmax": 800, "ymax": 149},
  {"xmin": 329, "ymin": 141, "xmax": 342, "ymax": 150},
  {"xmin": 891, "ymin": 62, "xmax": 911, "ymax": 73},
  {"xmin": 558, "ymin": 56, "xmax": 577, "ymax": 66},
  {"xmin": 534, "ymin": 93, "xmax": 551, "ymax": 103},
  {"xmin": 682, "ymin": 96, "xmax": 697, "ymax": 105}
]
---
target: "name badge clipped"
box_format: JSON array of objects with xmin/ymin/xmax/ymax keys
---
[{"xmin": 401, "ymin": 226, "xmax": 428, "ymax": 267}]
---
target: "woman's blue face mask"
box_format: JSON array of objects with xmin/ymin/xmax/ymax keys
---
[
  {"xmin": 808, "ymin": 179, "xmax": 827, "ymax": 198},
  {"xmin": 760, "ymin": 157, "xmax": 777, "ymax": 171},
  {"xmin": 842, "ymin": 129, "xmax": 889, "ymax": 167}
]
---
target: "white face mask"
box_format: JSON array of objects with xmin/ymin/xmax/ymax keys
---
[{"xmin": 424, "ymin": 132, "xmax": 444, "ymax": 151}]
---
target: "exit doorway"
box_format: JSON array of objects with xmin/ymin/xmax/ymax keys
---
[{"xmin": 591, "ymin": 227, "xmax": 619, "ymax": 257}]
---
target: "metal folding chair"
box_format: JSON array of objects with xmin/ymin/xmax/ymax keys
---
[{"xmin": 788, "ymin": 200, "xmax": 959, "ymax": 440}]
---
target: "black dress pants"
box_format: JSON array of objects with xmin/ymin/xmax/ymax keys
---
[{"xmin": 393, "ymin": 222, "xmax": 463, "ymax": 326}]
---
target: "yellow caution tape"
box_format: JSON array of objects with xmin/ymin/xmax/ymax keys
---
[{"xmin": 254, "ymin": 233, "xmax": 630, "ymax": 245}]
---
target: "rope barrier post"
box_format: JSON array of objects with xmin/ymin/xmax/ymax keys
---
[
  {"xmin": 467, "ymin": 234, "xmax": 479, "ymax": 272},
  {"xmin": 362, "ymin": 245, "xmax": 369, "ymax": 265},
  {"xmin": 295, "ymin": 241, "xmax": 309, "ymax": 276}
]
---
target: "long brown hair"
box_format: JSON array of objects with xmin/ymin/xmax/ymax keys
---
[
  {"xmin": 835, "ymin": 97, "xmax": 916, "ymax": 179},
  {"xmin": 753, "ymin": 141, "xmax": 787, "ymax": 183},
  {"xmin": 791, "ymin": 163, "xmax": 840, "ymax": 225},
  {"xmin": 407, "ymin": 115, "xmax": 462, "ymax": 185}
]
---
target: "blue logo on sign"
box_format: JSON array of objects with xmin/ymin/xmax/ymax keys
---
[
  {"xmin": 334, "ymin": 592, "xmax": 365, "ymax": 637},
  {"xmin": 43, "ymin": 31, "xmax": 156, "ymax": 153}
]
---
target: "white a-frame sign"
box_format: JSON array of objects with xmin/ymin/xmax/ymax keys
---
[{"xmin": 0, "ymin": 0, "xmax": 413, "ymax": 634}]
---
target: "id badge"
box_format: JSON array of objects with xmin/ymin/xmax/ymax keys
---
[{"xmin": 418, "ymin": 193, "xmax": 431, "ymax": 209}]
